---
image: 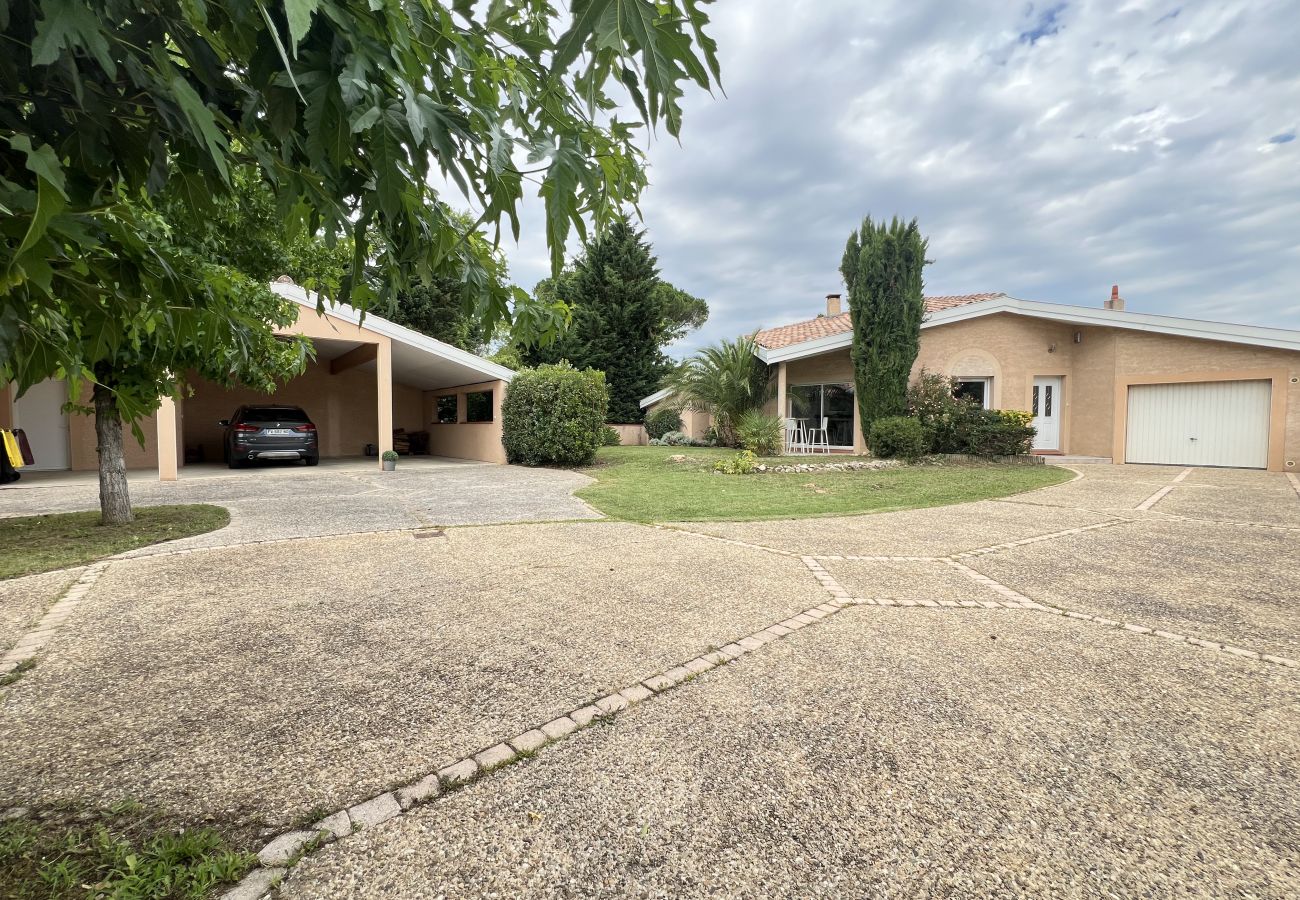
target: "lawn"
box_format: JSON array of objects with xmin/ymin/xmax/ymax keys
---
[
  {"xmin": 576, "ymin": 446, "xmax": 1073, "ymax": 522},
  {"xmin": 0, "ymin": 505, "xmax": 230, "ymax": 579}
]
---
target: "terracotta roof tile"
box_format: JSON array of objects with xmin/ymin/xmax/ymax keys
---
[{"xmin": 753, "ymin": 293, "xmax": 1006, "ymax": 350}]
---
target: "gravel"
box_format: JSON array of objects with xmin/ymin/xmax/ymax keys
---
[
  {"xmin": 999, "ymin": 464, "xmax": 1186, "ymax": 513},
  {"xmin": 668, "ymin": 500, "xmax": 1116, "ymax": 557},
  {"xmin": 0, "ymin": 569, "xmax": 80, "ymax": 652},
  {"xmin": 0, "ymin": 462, "xmax": 600, "ymax": 550},
  {"xmin": 822, "ymin": 559, "xmax": 1008, "ymax": 603},
  {"xmin": 280, "ymin": 608, "xmax": 1300, "ymax": 899},
  {"xmin": 1157, "ymin": 473, "xmax": 1300, "ymax": 527},
  {"xmin": 0, "ymin": 522, "xmax": 824, "ymax": 828},
  {"xmin": 970, "ymin": 517, "xmax": 1300, "ymax": 658}
]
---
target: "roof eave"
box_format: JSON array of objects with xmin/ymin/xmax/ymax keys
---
[{"xmin": 272, "ymin": 282, "xmax": 516, "ymax": 382}]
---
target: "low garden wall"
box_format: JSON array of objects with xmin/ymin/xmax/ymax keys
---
[{"xmin": 607, "ymin": 423, "xmax": 649, "ymax": 446}]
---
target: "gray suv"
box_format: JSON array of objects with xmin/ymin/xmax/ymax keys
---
[{"xmin": 220, "ymin": 405, "xmax": 320, "ymax": 468}]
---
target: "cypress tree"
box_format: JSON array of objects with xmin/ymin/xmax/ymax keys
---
[
  {"xmin": 523, "ymin": 218, "xmax": 676, "ymax": 423},
  {"xmin": 840, "ymin": 216, "xmax": 929, "ymax": 445}
]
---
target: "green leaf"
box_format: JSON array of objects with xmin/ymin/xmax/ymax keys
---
[
  {"xmin": 553, "ymin": 0, "xmax": 615, "ymax": 74},
  {"xmin": 7, "ymin": 136, "xmax": 68, "ymax": 199},
  {"xmin": 30, "ymin": 0, "xmax": 116, "ymax": 75},
  {"xmin": 14, "ymin": 176, "xmax": 67, "ymax": 259},
  {"xmin": 168, "ymin": 76, "xmax": 231, "ymax": 182},
  {"xmin": 284, "ymin": 0, "xmax": 320, "ymax": 47}
]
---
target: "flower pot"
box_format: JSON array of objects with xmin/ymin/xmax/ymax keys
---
[{"xmin": 382, "ymin": 459, "xmax": 396, "ymax": 472}]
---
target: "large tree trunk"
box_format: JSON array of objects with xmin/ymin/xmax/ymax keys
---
[{"xmin": 93, "ymin": 382, "xmax": 133, "ymax": 525}]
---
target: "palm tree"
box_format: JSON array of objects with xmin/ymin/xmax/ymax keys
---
[{"xmin": 664, "ymin": 335, "xmax": 772, "ymax": 446}]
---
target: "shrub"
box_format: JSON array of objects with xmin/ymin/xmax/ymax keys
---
[
  {"xmin": 644, "ymin": 407, "xmax": 683, "ymax": 440},
  {"xmin": 907, "ymin": 369, "xmax": 977, "ymax": 453},
  {"xmin": 660, "ymin": 430, "xmax": 692, "ymax": 446},
  {"xmin": 963, "ymin": 408, "xmax": 1036, "ymax": 456},
  {"xmin": 713, "ymin": 450, "xmax": 758, "ymax": 474},
  {"xmin": 600, "ymin": 425, "xmax": 622, "ymax": 446},
  {"xmin": 868, "ymin": 416, "xmax": 928, "ymax": 461},
  {"xmin": 736, "ymin": 410, "xmax": 784, "ymax": 456},
  {"xmin": 501, "ymin": 363, "xmax": 609, "ymax": 466}
]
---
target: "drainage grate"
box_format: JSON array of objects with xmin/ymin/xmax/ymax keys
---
[{"xmin": 413, "ymin": 529, "xmax": 445, "ymax": 540}]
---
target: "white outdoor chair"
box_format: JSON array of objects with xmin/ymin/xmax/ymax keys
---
[
  {"xmin": 805, "ymin": 416, "xmax": 831, "ymax": 454},
  {"xmin": 784, "ymin": 417, "xmax": 806, "ymax": 454}
]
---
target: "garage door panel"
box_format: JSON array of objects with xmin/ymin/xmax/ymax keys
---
[{"xmin": 1126, "ymin": 380, "xmax": 1270, "ymax": 469}]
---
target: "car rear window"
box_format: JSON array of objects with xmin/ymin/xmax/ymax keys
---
[{"xmin": 241, "ymin": 408, "xmax": 309, "ymax": 423}]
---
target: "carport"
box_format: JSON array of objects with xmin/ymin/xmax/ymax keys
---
[{"xmin": 155, "ymin": 280, "xmax": 514, "ymax": 480}]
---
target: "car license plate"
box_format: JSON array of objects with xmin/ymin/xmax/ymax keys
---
[{"xmin": 264, "ymin": 428, "xmax": 294, "ymax": 436}]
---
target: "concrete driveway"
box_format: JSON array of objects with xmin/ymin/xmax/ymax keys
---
[
  {"xmin": 0, "ymin": 457, "xmax": 600, "ymax": 550},
  {"xmin": 0, "ymin": 463, "xmax": 1296, "ymax": 898}
]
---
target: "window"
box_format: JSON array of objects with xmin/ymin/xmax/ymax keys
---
[
  {"xmin": 786, "ymin": 383, "xmax": 855, "ymax": 447},
  {"xmin": 954, "ymin": 378, "xmax": 992, "ymax": 409},
  {"xmin": 435, "ymin": 395, "xmax": 458, "ymax": 424},
  {"xmin": 466, "ymin": 390, "xmax": 493, "ymax": 423}
]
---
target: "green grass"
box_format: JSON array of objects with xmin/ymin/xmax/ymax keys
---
[
  {"xmin": 0, "ymin": 506, "xmax": 230, "ymax": 580},
  {"xmin": 0, "ymin": 808, "xmax": 253, "ymax": 900},
  {"xmin": 576, "ymin": 445, "xmax": 1072, "ymax": 522}
]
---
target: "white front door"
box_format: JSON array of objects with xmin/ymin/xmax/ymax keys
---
[
  {"xmin": 12, "ymin": 379, "xmax": 71, "ymax": 470},
  {"xmin": 1031, "ymin": 377, "xmax": 1062, "ymax": 451}
]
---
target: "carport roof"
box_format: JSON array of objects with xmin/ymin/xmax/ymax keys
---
[{"xmin": 272, "ymin": 281, "xmax": 514, "ymax": 390}]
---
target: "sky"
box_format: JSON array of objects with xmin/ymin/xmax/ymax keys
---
[{"xmin": 498, "ymin": 0, "xmax": 1300, "ymax": 357}]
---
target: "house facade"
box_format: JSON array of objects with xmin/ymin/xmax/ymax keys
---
[
  {"xmin": 644, "ymin": 289, "xmax": 1300, "ymax": 472},
  {"xmin": 1, "ymin": 281, "xmax": 514, "ymax": 479}
]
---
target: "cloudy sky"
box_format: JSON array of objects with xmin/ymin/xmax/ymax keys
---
[{"xmin": 500, "ymin": 0, "xmax": 1300, "ymax": 356}]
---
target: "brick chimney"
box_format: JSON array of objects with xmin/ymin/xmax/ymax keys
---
[
  {"xmin": 1104, "ymin": 284, "xmax": 1125, "ymax": 311},
  {"xmin": 826, "ymin": 293, "xmax": 843, "ymax": 316}
]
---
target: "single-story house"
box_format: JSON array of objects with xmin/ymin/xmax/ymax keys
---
[
  {"xmin": 642, "ymin": 289, "xmax": 1300, "ymax": 472},
  {"xmin": 1, "ymin": 281, "xmax": 515, "ymax": 479}
]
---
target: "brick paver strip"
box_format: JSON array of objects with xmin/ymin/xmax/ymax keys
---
[
  {"xmin": 508, "ymin": 729, "xmax": 548, "ymax": 753},
  {"xmin": 221, "ymin": 591, "xmax": 853, "ymax": 899},
  {"xmin": 474, "ymin": 744, "xmax": 517, "ymax": 771},
  {"xmin": 0, "ymin": 562, "xmax": 110, "ymax": 678}
]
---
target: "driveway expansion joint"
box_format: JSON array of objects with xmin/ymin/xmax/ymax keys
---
[
  {"xmin": 220, "ymin": 592, "xmax": 855, "ymax": 899},
  {"xmin": 0, "ymin": 560, "xmax": 110, "ymax": 679}
]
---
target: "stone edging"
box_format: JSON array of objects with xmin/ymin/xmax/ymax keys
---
[
  {"xmin": 0, "ymin": 562, "xmax": 110, "ymax": 678},
  {"xmin": 220, "ymin": 587, "xmax": 857, "ymax": 899}
]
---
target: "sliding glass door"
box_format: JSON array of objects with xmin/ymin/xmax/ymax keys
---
[{"xmin": 787, "ymin": 383, "xmax": 855, "ymax": 448}]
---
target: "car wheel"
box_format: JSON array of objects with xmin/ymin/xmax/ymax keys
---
[
  {"xmin": 305, "ymin": 455, "xmax": 319, "ymax": 467},
  {"xmin": 228, "ymin": 452, "xmax": 244, "ymax": 469}
]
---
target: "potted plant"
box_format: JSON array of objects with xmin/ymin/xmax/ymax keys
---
[{"xmin": 381, "ymin": 449, "xmax": 399, "ymax": 471}]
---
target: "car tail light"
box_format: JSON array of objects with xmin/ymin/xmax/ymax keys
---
[
  {"xmin": 294, "ymin": 423, "xmax": 316, "ymax": 432},
  {"xmin": 234, "ymin": 423, "xmax": 259, "ymax": 433}
]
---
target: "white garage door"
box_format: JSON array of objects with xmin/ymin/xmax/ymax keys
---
[{"xmin": 1125, "ymin": 380, "xmax": 1271, "ymax": 469}]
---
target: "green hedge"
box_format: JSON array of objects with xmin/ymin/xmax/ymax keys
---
[
  {"xmin": 868, "ymin": 416, "xmax": 928, "ymax": 460},
  {"xmin": 501, "ymin": 363, "xmax": 609, "ymax": 466},
  {"xmin": 644, "ymin": 406, "xmax": 683, "ymax": 440}
]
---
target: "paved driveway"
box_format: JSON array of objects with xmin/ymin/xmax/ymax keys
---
[
  {"xmin": 0, "ymin": 463, "xmax": 1296, "ymax": 898},
  {"xmin": 0, "ymin": 457, "xmax": 600, "ymax": 550}
]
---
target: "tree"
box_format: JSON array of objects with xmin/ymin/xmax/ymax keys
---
[
  {"xmin": 521, "ymin": 219, "xmax": 706, "ymax": 421},
  {"xmin": 2, "ymin": 0, "xmax": 720, "ymax": 521},
  {"xmin": 663, "ymin": 335, "xmax": 771, "ymax": 446},
  {"xmin": 654, "ymin": 283, "xmax": 709, "ymax": 344},
  {"xmin": 382, "ymin": 276, "xmax": 484, "ymax": 351},
  {"xmin": 840, "ymin": 217, "xmax": 929, "ymax": 447}
]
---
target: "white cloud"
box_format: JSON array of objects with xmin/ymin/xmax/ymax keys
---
[{"xmin": 493, "ymin": 0, "xmax": 1300, "ymax": 354}]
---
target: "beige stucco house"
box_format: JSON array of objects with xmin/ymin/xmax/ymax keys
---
[
  {"xmin": 2, "ymin": 281, "xmax": 514, "ymax": 479},
  {"xmin": 643, "ymin": 289, "xmax": 1300, "ymax": 472}
]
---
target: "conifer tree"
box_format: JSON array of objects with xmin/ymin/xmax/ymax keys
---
[
  {"xmin": 525, "ymin": 219, "xmax": 702, "ymax": 422},
  {"xmin": 840, "ymin": 217, "xmax": 929, "ymax": 445}
]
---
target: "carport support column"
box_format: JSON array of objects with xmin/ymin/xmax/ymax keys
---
[
  {"xmin": 377, "ymin": 339, "xmax": 393, "ymax": 468},
  {"xmin": 156, "ymin": 395, "xmax": 179, "ymax": 482},
  {"xmin": 776, "ymin": 362, "xmax": 787, "ymax": 422}
]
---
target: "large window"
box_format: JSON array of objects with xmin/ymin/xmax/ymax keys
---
[
  {"xmin": 435, "ymin": 395, "xmax": 458, "ymax": 424},
  {"xmin": 466, "ymin": 390, "xmax": 493, "ymax": 423},
  {"xmin": 787, "ymin": 383, "xmax": 855, "ymax": 447}
]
